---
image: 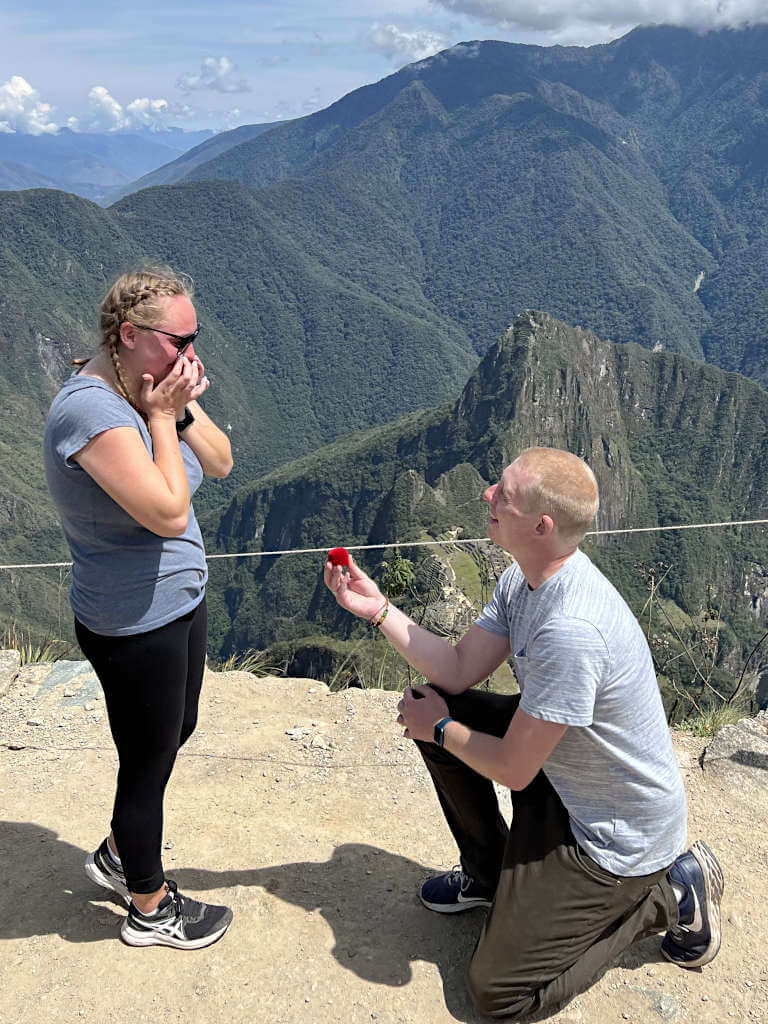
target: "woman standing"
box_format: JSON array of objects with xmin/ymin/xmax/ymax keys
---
[{"xmin": 44, "ymin": 267, "xmax": 233, "ymax": 949}]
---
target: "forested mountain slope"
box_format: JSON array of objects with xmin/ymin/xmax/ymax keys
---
[
  {"xmin": 185, "ymin": 25, "xmax": 768, "ymax": 380},
  {"xmin": 207, "ymin": 311, "xmax": 768, "ymax": 684},
  {"xmin": 3, "ymin": 25, "xmax": 768, "ymax": 641}
]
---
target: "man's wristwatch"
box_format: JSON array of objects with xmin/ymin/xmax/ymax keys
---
[
  {"xmin": 176, "ymin": 407, "xmax": 195, "ymax": 434},
  {"xmin": 433, "ymin": 717, "xmax": 453, "ymax": 747}
]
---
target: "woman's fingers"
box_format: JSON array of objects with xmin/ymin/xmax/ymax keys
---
[
  {"xmin": 139, "ymin": 374, "xmax": 155, "ymax": 403},
  {"xmin": 189, "ymin": 376, "xmax": 209, "ymax": 400}
]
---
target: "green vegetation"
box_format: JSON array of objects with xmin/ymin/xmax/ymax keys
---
[
  {"xmin": 3, "ymin": 24, "xmax": 768, "ymax": 673},
  {"xmin": 679, "ymin": 703, "xmax": 749, "ymax": 739},
  {"xmin": 209, "ymin": 647, "xmax": 283, "ymax": 677},
  {"xmin": 202, "ymin": 312, "xmax": 768, "ymax": 722},
  {"xmin": 1, "ymin": 624, "xmax": 71, "ymax": 666}
]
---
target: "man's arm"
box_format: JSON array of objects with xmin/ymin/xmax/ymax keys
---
[
  {"xmin": 325, "ymin": 556, "xmax": 510, "ymax": 694},
  {"xmin": 380, "ymin": 615, "xmax": 511, "ymax": 694},
  {"xmin": 398, "ymin": 686, "xmax": 567, "ymax": 791},
  {"xmin": 440, "ymin": 708, "xmax": 567, "ymax": 790}
]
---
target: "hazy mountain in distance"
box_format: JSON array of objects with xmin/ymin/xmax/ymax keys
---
[
  {"xmin": 107, "ymin": 121, "xmax": 287, "ymax": 204},
  {"xmin": 0, "ymin": 161, "xmax": 59, "ymax": 191},
  {"xmin": 0, "ymin": 127, "xmax": 214, "ymax": 202}
]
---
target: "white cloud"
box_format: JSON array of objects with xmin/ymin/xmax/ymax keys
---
[
  {"xmin": 369, "ymin": 23, "xmax": 448, "ymax": 62},
  {"xmin": 87, "ymin": 85, "xmax": 126, "ymax": 129},
  {"xmin": 72, "ymin": 86, "xmax": 179, "ymax": 132},
  {"xmin": 126, "ymin": 96, "xmax": 170, "ymax": 124},
  {"xmin": 223, "ymin": 107, "xmax": 243, "ymax": 128},
  {"xmin": 429, "ymin": 0, "xmax": 768, "ymax": 32},
  {"xmin": 170, "ymin": 102, "xmax": 196, "ymax": 120},
  {"xmin": 177, "ymin": 56, "xmax": 251, "ymax": 94},
  {"xmin": 0, "ymin": 75, "xmax": 58, "ymax": 134}
]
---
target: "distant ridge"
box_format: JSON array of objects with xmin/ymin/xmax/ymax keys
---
[
  {"xmin": 0, "ymin": 127, "xmax": 214, "ymax": 203},
  {"xmin": 107, "ymin": 121, "xmax": 287, "ymax": 205},
  {"xmin": 3, "ymin": 24, "xmax": 768, "ymax": 642},
  {"xmin": 207, "ymin": 311, "xmax": 768, "ymax": 675}
]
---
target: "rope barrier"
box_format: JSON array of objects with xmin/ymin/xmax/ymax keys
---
[
  {"xmin": 1, "ymin": 741, "xmax": 415, "ymax": 772},
  {"xmin": 2, "ymin": 517, "xmax": 768, "ymax": 572}
]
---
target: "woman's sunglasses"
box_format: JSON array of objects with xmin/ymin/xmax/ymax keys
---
[{"xmin": 128, "ymin": 322, "xmax": 201, "ymax": 353}]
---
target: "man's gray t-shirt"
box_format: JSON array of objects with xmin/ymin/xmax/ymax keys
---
[
  {"xmin": 475, "ymin": 549, "xmax": 687, "ymax": 876},
  {"xmin": 43, "ymin": 374, "xmax": 207, "ymax": 636}
]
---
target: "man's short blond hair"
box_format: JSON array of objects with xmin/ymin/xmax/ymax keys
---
[{"xmin": 514, "ymin": 447, "xmax": 599, "ymax": 545}]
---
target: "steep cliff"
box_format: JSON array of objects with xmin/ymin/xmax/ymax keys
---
[{"xmin": 209, "ymin": 312, "xmax": 768, "ymax": 689}]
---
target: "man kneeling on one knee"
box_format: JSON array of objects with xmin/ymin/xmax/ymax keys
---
[{"xmin": 325, "ymin": 447, "xmax": 723, "ymax": 1021}]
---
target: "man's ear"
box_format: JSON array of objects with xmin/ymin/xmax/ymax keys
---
[
  {"xmin": 536, "ymin": 515, "xmax": 555, "ymax": 536},
  {"xmin": 119, "ymin": 321, "xmax": 136, "ymax": 349}
]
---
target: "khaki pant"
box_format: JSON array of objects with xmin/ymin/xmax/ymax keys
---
[{"xmin": 416, "ymin": 689, "xmax": 679, "ymax": 1021}]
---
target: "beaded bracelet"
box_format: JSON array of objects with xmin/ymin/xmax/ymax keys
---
[{"xmin": 369, "ymin": 597, "xmax": 389, "ymax": 628}]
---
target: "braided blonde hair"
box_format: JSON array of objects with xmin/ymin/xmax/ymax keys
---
[{"xmin": 73, "ymin": 266, "xmax": 194, "ymax": 411}]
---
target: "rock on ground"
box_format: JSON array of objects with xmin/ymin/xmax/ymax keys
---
[
  {"xmin": 702, "ymin": 711, "xmax": 768, "ymax": 790},
  {"xmin": 0, "ymin": 663, "xmax": 766, "ymax": 1024}
]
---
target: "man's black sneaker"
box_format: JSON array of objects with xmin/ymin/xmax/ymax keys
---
[
  {"xmin": 120, "ymin": 880, "xmax": 233, "ymax": 949},
  {"xmin": 420, "ymin": 866, "xmax": 495, "ymax": 913},
  {"xmin": 85, "ymin": 837, "xmax": 130, "ymax": 905},
  {"xmin": 661, "ymin": 840, "xmax": 724, "ymax": 968}
]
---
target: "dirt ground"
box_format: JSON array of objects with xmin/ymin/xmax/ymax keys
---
[{"xmin": 1, "ymin": 665, "xmax": 766, "ymax": 1024}]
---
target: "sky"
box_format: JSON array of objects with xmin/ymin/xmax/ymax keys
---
[{"xmin": 1, "ymin": 0, "xmax": 766, "ymax": 135}]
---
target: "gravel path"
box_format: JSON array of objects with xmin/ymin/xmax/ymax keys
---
[{"xmin": 0, "ymin": 664, "xmax": 766, "ymax": 1024}]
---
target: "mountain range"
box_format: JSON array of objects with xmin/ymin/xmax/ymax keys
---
[
  {"xmin": 205, "ymin": 311, "xmax": 768, "ymax": 684},
  {"xmin": 0, "ymin": 127, "xmax": 214, "ymax": 203},
  {"xmin": 105, "ymin": 122, "xmax": 285, "ymax": 204},
  {"xmin": 1, "ymin": 24, "xmax": 768, "ymax": 672}
]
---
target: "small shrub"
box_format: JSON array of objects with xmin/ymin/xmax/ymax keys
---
[
  {"xmin": 679, "ymin": 703, "xmax": 745, "ymax": 738},
  {"xmin": 2, "ymin": 624, "xmax": 71, "ymax": 666},
  {"xmin": 213, "ymin": 648, "xmax": 282, "ymax": 677}
]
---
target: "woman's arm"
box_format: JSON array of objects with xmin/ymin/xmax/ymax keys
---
[
  {"xmin": 75, "ymin": 420, "xmax": 190, "ymax": 537},
  {"xmin": 73, "ymin": 359, "xmax": 201, "ymax": 537},
  {"xmin": 178, "ymin": 399, "xmax": 233, "ymax": 479}
]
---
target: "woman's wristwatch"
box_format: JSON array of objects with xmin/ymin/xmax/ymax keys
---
[{"xmin": 176, "ymin": 407, "xmax": 195, "ymax": 434}]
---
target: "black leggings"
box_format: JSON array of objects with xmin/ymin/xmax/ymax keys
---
[{"xmin": 75, "ymin": 598, "xmax": 207, "ymax": 893}]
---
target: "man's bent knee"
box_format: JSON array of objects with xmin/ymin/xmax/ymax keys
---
[{"xmin": 466, "ymin": 957, "xmax": 538, "ymax": 1020}]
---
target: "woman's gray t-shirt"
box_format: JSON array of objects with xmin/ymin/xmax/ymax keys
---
[
  {"xmin": 43, "ymin": 374, "xmax": 207, "ymax": 636},
  {"xmin": 476, "ymin": 549, "xmax": 687, "ymax": 876}
]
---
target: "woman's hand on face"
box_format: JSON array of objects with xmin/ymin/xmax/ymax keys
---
[
  {"xmin": 139, "ymin": 356, "xmax": 202, "ymax": 419},
  {"xmin": 324, "ymin": 555, "xmax": 386, "ymax": 621},
  {"xmin": 188, "ymin": 354, "xmax": 210, "ymax": 401}
]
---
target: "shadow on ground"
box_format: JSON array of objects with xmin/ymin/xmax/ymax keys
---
[
  {"xmin": 0, "ymin": 823, "xmax": 483, "ymax": 1021},
  {"xmin": 2, "ymin": 822, "xmax": 671, "ymax": 1022},
  {"xmin": 176, "ymin": 843, "xmax": 488, "ymax": 1019},
  {"xmin": 0, "ymin": 821, "xmax": 125, "ymax": 944}
]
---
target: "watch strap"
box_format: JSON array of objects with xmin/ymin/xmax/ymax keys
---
[
  {"xmin": 176, "ymin": 407, "xmax": 195, "ymax": 434},
  {"xmin": 433, "ymin": 716, "xmax": 453, "ymax": 747}
]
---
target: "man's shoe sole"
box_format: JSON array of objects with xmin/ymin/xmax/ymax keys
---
[
  {"xmin": 663, "ymin": 840, "xmax": 724, "ymax": 968},
  {"xmin": 84, "ymin": 853, "xmax": 130, "ymax": 905},
  {"xmin": 420, "ymin": 894, "xmax": 493, "ymax": 914}
]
